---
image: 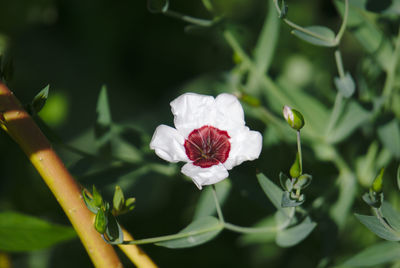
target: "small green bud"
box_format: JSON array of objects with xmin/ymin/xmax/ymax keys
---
[
  {"xmin": 371, "ymin": 168, "xmax": 384, "ymax": 193},
  {"xmin": 113, "ymin": 186, "xmax": 125, "ymax": 212},
  {"xmin": 95, "ymin": 208, "xmax": 107, "ymax": 234},
  {"xmin": 290, "ymin": 153, "xmax": 301, "ymax": 178},
  {"xmin": 283, "ymin": 105, "xmax": 305, "ymax": 130}
]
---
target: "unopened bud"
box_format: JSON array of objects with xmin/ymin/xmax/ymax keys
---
[
  {"xmin": 290, "ymin": 153, "xmax": 301, "ymax": 178},
  {"xmin": 371, "ymin": 168, "xmax": 384, "ymax": 193},
  {"xmin": 283, "ymin": 105, "xmax": 305, "ymax": 130}
]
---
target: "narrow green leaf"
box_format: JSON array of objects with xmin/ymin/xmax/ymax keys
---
[
  {"xmin": 82, "ymin": 189, "xmax": 100, "ymax": 214},
  {"xmin": 193, "ymin": 180, "xmax": 231, "ymax": 220},
  {"xmin": 92, "ymin": 185, "xmax": 103, "ymax": 208},
  {"xmin": 334, "ymin": 72, "xmax": 355, "ymax": 98},
  {"xmin": 342, "ymin": 241, "xmax": 400, "ymax": 267},
  {"xmin": 96, "ymin": 85, "xmax": 112, "ymax": 128},
  {"xmin": 331, "ymin": 173, "xmax": 357, "ymax": 228},
  {"xmin": 291, "ymin": 26, "xmax": 336, "ymax": 47},
  {"xmin": 355, "ymin": 214, "xmax": 400, "ymax": 241},
  {"xmin": 327, "ymin": 101, "xmax": 371, "ymax": 144},
  {"xmin": 113, "ymin": 186, "xmax": 125, "ymax": 212},
  {"xmin": 378, "ymin": 119, "xmax": 400, "ymax": 158},
  {"xmin": 279, "ymin": 172, "xmax": 290, "ymax": 191},
  {"xmin": 156, "ymin": 216, "xmax": 223, "ymax": 248},
  {"xmin": 95, "ymin": 208, "xmax": 107, "ymax": 234},
  {"xmin": 0, "ymin": 211, "xmax": 76, "ymax": 252},
  {"xmin": 381, "ymin": 202, "xmax": 400, "ymax": 232},
  {"xmin": 276, "ymin": 217, "xmax": 316, "ymax": 247},
  {"xmin": 95, "ymin": 85, "xmax": 113, "ymax": 153},
  {"xmin": 31, "ymin": 85, "xmax": 50, "ymax": 114}
]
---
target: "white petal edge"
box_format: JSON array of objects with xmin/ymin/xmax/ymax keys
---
[
  {"xmin": 223, "ymin": 128, "xmax": 263, "ymax": 170},
  {"xmin": 149, "ymin": 124, "xmax": 188, "ymax": 163},
  {"xmin": 170, "ymin": 93, "xmax": 216, "ymax": 138},
  {"xmin": 214, "ymin": 93, "xmax": 245, "ymax": 130},
  {"xmin": 181, "ymin": 163, "xmax": 229, "ymax": 190}
]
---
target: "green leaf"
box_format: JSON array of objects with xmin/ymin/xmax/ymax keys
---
[
  {"xmin": 335, "ymin": 0, "xmax": 393, "ymax": 71},
  {"xmin": 156, "ymin": 216, "xmax": 223, "ymax": 248},
  {"xmin": 92, "ymin": 185, "xmax": 103, "ymax": 208},
  {"xmin": 279, "ymin": 172, "xmax": 290, "ymax": 191},
  {"xmin": 381, "ymin": 202, "xmax": 400, "ymax": 232},
  {"xmin": 334, "ymin": 72, "xmax": 355, "ymax": 98},
  {"xmin": 291, "ymin": 26, "xmax": 336, "ymax": 47},
  {"xmin": 378, "ymin": 119, "xmax": 400, "ymax": 158},
  {"xmin": 95, "ymin": 208, "xmax": 107, "ymax": 234},
  {"xmin": 355, "ymin": 214, "xmax": 400, "ymax": 241},
  {"xmin": 239, "ymin": 216, "xmax": 277, "ymax": 245},
  {"xmin": 95, "ymin": 85, "xmax": 113, "ymax": 153},
  {"xmin": 82, "ymin": 189, "xmax": 100, "ymax": 214},
  {"xmin": 342, "ymin": 241, "xmax": 400, "ymax": 267},
  {"xmin": 104, "ymin": 212, "xmax": 123, "ymax": 244},
  {"xmin": 327, "ymin": 101, "xmax": 371, "ymax": 144},
  {"xmin": 30, "ymin": 85, "xmax": 49, "ymax": 114},
  {"xmin": 257, "ymin": 173, "xmax": 283, "ymax": 211},
  {"xmin": 113, "ymin": 186, "xmax": 125, "ymax": 212},
  {"xmin": 331, "ymin": 173, "xmax": 357, "ymax": 228},
  {"xmin": 0, "ymin": 211, "xmax": 76, "ymax": 252},
  {"xmin": 193, "ymin": 180, "xmax": 231, "ymax": 220},
  {"xmin": 275, "ymin": 217, "xmax": 316, "ymax": 247},
  {"xmin": 281, "ymin": 191, "xmax": 304, "ymax": 207},
  {"xmin": 397, "ymin": 164, "xmax": 400, "ymax": 191}
]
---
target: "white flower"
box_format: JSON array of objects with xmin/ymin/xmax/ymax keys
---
[{"xmin": 150, "ymin": 92, "xmax": 263, "ymax": 190}]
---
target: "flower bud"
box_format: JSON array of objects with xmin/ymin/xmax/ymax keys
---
[
  {"xmin": 371, "ymin": 168, "xmax": 384, "ymax": 193},
  {"xmin": 283, "ymin": 105, "xmax": 305, "ymax": 130},
  {"xmin": 290, "ymin": 153, "xmax": 301, "ymax": 178}
]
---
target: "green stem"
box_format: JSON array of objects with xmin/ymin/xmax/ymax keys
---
[
  {"xmin": 164, "ymin": 10, "xmax": 214, "ymax": 27},
  {"xmin": 334, "ymin": 0, "xmax": 349, "ymax": 44},
  {"xmin": 335, "ymin": 50, "xmax": 346, "ymax": 78},
  {"xmin": 211, "ymin": 184, "xmax": 225, "ymax": 223},
  {"xmin": 272, "ymin": 0, "xmax": 334, "ymax": 44},
  {"xmin": 297, "ymin": 130, "xmax": 303, "ymax": 174},
  {"xmin": 122, "ymin": 225, "xmax": 223, "ymax": 245},
  {"xmin": 383, "ymin": 25, "xmax": 400, "ymax": 109},
  {"xmin": 223, "ymin": 222, "xmax": 276, "ymax": 234}
]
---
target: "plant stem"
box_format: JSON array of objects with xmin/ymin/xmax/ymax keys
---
[
  {"xmin": 118, "ymin": 228, "xmax": 158, "ymax": 268},
  {"xmin": 0, "ymin": 83, "xmax": 123, "ymax": 267},
  {"xmin": 211, "ymin": 184, "xmax": 225, "ymax": 223},
  {"xmin": 297, "ymin": 130, "xmax": 303, "ymax": 174},
  {"xmin": 164, "ymin": 10, "xmax": 213, "ymax": 27},
  {"xmin": 334, "ymin": 49, "xmax": 346, "ymax": 78},
  {"xmin": 334, "ymin": 0, "xmax": 349, "ymax": 44},
  {"xmin": 122, "ymin": 225, "xmax": 223, "ymax": 245},
  {"xmin": 382, "ymin": 25, "xmax": 400, "ymax": 109},
  {"xmin": 223, "ymin": 222, "xmax": 276, "ymax": 234}
]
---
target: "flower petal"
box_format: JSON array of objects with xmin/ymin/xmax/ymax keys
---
[
  {"xmin": 223, "ymin": 127, "xmax": 262, "ymax": 170},
  {"xmin": 150, "ymin": 125, "xmax": 187, "ymax": 163},
  {"xmin": 170, "ymin": 93, "xmax": 217, "ymax": 138},
  {"xmin": 214, "ymin": 93, "xmax": 245, "ymax": 130},
  {"xmin": 181, "ymin": 163, "xmax": 229, "ymax": 190}
]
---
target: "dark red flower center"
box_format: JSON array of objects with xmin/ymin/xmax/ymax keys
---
[{"xmin": 184, "ymin": 125, "xmax": 231, "ymax": 168}]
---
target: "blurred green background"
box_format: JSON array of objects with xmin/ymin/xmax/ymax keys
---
[{"xmin": 1, "ymin": 0, "xmax": 400, "ymax": 267}]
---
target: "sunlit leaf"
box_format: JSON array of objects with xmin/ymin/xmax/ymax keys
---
[
  {"xmin": 0, "ymin": 211, "xmax": 76, "ymax": 252},
  {"xmin": 275, "ymin": 217, "xmax": 316, "ymax": 247},
  {"xmin": 156, "ymin": 216, "xmax": 223, "ymax": 248},
  {"xmin": 334, "ymin": 72, "xmax": 355, "ymax": 98},
  {"xmin": 30, "ymin": 85, "xmax": 49, "ymax": 115},
  {"xmin": 327, "ymin": 101, "xmax": 371, "ymax": 144},
  {"xmin": 291, "ymin": 26, "xmax": 336, "ymax": 47},
  {"xmin": 355, "ymin": 214, "xmax": 400, "ymax": 241},
  {"xmin": 381, "ymin": 202, "xmax": 400, "ymax": 232},
  {"xmin": 378, "ymin": 119, "xmax": 400, "ymax": 158},
  {"xmin": 342, "ymin": 241, "xmax": 400, "ymax": 267}
]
